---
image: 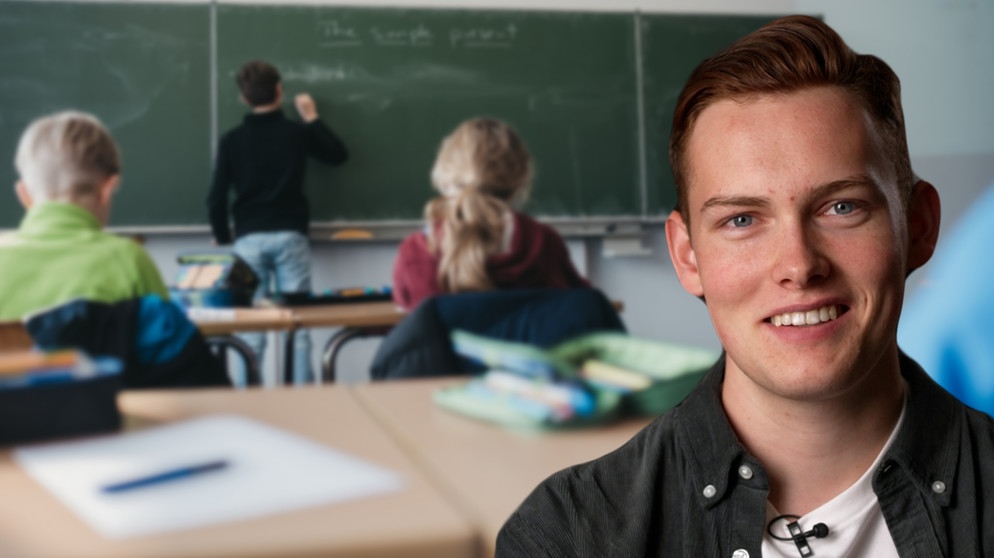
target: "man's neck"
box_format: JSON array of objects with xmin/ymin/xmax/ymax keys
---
[
  {"xmin": 252, "ymin": 102, "xmax": 281, "ymax": 114},
  {"xmin": 721, "ymin": 356, "xmax": 905, "ymax": 516}
]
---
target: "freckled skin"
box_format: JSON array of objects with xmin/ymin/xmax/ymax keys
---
[
  {"xmin": 664, "ymin": 85, "xmax": 943, "ymax": 514},
  {"xmin": 668, "ymin": 87, "xmax": 909, "ymax": 404}
]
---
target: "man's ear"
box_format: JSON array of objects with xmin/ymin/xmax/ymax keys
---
[
  {"xmin": 15, "ymin": 180, "xmax": 32, "ymax": 209},
  {"xmin": 906, "ymin": 179, "xmax": 941, "ymax": 274},
  {"xmin": 665, "ymin": 210, "xmax": 705, "ymax": 297}
]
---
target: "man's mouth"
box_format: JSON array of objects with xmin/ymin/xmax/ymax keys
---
[{"xmin": 770, "ymin": 304, "xmax": 846, "ymax": 327}]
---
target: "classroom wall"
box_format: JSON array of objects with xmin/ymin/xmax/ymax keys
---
[{"xmin": 131, "ymin": 0, "xmax": 994, "ymax": 384}]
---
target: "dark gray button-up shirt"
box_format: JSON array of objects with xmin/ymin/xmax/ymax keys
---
[{"xmin": 497, "ymin": 353, "xmax": 994, "ymax": 557}]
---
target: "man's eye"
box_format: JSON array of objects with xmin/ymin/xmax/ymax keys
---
[
  {"xmin": 830, "ymin": 201, "xmax": 856, "ymax": 215},
  {"xmin": 730, "ymin": 215, "xmax": 753, "ymax": 227}
]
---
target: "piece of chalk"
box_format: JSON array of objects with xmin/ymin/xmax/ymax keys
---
[{"xmin": 331, "ymin": 229, "xmax": 374, "ymax": 240}]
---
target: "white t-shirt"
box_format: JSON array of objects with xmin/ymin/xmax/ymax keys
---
[{"xmin": 761, "ymin": 401, "xmax": 906, "ymax": 558}]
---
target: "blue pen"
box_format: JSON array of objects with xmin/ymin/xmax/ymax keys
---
[{"xmin": 101, "ymin": 459, "xmax": 229, "ymax": 494}]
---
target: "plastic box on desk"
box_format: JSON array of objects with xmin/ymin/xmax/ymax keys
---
[
  {"xmin": 169, "ymin": 250, "xmax": 259, "ymax": 308},
  {"xmin": 170, "ymin": 288, "xmax": 249, "ymax": 308},
  {"xmin": 434, "ymin": 332, "xmax": 719, "ymax": 430},
  {"xmin": 0, "ymin": 354, "xmax": 123, "ymax": 446},
  {"xmin": 269, "ymin": 286, "xmax": 393, "ymax": 306}
]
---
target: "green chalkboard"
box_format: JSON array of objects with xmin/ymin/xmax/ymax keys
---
[
  {"xmin": 0, "ymin": 1, "xmax": 211, "ymax": 229},
  {"xmin": 639, "ymin": 14, "xmax": 779, "ymax": 217},
  {"xmin": 216, "ymin": 6, "xmax": 640, "ymax": 221},
  {"xmin": 0, "ymin": 3, "xmax": 781, "ymax": 229}
]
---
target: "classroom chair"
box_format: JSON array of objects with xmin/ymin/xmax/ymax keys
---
[
  {"xmin": 370, "ymin": 288, "xmax": 626, "ymax": 381},
  {"xmin": 23, "ymin": 295, "xmax": 239, "ymax": 388}
]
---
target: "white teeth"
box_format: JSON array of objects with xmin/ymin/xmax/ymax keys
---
[{"xmin": 772, "ymin": 305, "xmax": 841, "ymax": 327}]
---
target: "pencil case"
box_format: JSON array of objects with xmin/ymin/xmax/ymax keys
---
[
  {"xmin": 270, "ymin": 286, "xmax": 393, "ymax": 306},
  {"xmin": 550, "ymin": 333, "xmax": 717, "ymax": 416},
  {"xmin": 432, "ymin": 331, "xmax": 717, "ymax": 430},
  {"xmin": 0, "ymin": 351, "xmax": 123, "ymax": 446},
  {"xmin": 169, "ymin": 250, "xmax": 259, "ymax": 308}
]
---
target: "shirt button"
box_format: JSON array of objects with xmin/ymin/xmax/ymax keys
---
[
  {"xmin": 931, "ymin": 480, "xmax": 947, "ymax": 494},
  {"xmin": 732, "ymin": 549, "xmax": 750, "ymax": 558},
  {"xmin": 738, "ymin": 465, "xmax": 754, "ymax": 480},
  {"xmin": 703, "ymin": 484, "xmax": 717, "ymax": 498}
]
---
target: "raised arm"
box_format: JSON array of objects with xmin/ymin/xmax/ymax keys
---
[{"xmin": 295, "ymin": 93, "xmax": 348, "ymax": 166}]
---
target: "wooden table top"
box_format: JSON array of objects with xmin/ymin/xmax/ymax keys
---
[
  {"xmin": 0, "ymin": 386, "xmax": 475, "ymax": 558},
  {"xmin": 352, "ymin": 378, "xmax": 653, "ymax": 558}
]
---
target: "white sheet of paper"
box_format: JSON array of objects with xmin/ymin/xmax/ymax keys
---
[{"xmin": 13, "ymin": 414, "xmax": 404, "ymax": 539}]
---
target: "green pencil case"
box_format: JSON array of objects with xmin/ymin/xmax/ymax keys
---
[{"xmin": 432, "ymin": 331, "xmax": 718, "ymax": 430}]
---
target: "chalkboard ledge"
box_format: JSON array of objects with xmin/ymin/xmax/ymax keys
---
[
  {"xmin": 308, "ymin": 217, "xmax": 666, "ymax": 242},
  {"xmin": 106, "ymin": 216, "xmax": 665, "ymax": 242}
]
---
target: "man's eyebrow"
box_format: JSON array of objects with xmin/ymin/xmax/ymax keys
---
[
  {"xmin": 809, "ymin": 174, "xmax": 879, "ymax": 197},
  {"xmin": 700, "ymin": 195, "xmax": 769, "ymax": 212},
  {"xmin": 805, "ymin": 174, "xmax": 883, "ymax": 202},
  {"xmin": 699, "ymin": 175, "xmax": 881, "ymax": 212}
]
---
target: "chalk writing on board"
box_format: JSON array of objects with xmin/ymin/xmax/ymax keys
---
[
  {"xmin": 282, "ymin": 63, "xmax": 352, "ymax": 83},
  {"xmin": 316, "ymin": 20, "xmax": 361, "ymax": 47},
  {"xmin": 343, "ymin": 92, "xmax": 394, "ymax": 113},
  {"xmin": 315, "ymin": 20, "xmax": 518, "ymax": 49},
  {"xmin": 370, "ymin": 24, "xmax": 433, "ymax": 47},
  {"xmin": 449, "ymin": 24, "xmax": 518, "ymax": 48}
]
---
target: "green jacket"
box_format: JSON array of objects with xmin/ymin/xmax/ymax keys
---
[{"xmin": 0, "ymin": 202, "xmax": 168, "ymax": 320}]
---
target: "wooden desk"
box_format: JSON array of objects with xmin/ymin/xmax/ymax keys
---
[
  {"xmin": 290, "ymin": 302, "xmax": 406, "ymax": 384},
  {"xmin": 352, "ymin": 378, "xmax": 653, "ymax": 558},
  {"xmin": 189, "ymin": 308, "xmax": 296, "ymax": 386},
  {"xmin": 0, "ymin": 386, "xmax": 475, "ymax": 558},
  {"xmin": 292, "ymin": 301, "xmax": 405, "ymax": 331},
  {"xmin": 294, "ymin": 298, "xmax": 623, "ymax": 384},
  {"xmin": 188, "ymin": 307, "xmax": 295, "ymax": 337},
  {"xmin": 0, "ymin": 320, "xmax": 33, "ymax": 351},
  {"xmin": 187, "ymin": 305, "xmax": 402, "ymax": 386},
  {"xmin": 190, "ymin": 298, "xmax": 623, "ymax": 386}
]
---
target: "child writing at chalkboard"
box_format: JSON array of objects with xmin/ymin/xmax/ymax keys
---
[
  {"xmin": 207, "ymin": 60, "xmax": 348, "ymax": 385},
  {"xmin": 0, "ymin": 111, "xmax": 169, "ymax": 320},
  {"xmin": 392, "ymin": 117, "xmax": 588, "ymax": 310}
]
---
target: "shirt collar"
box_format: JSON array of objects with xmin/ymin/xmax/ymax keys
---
[
  {"xmin": 244, "ymin": 108, "xmax": 285, "ymax": 123},
  {"xmin": 19, "ymin": 202, "xmax": 101, "ymax": 238},
  {"xmin": 878, "ymin": 352, "xmax": 962, "ymax": 507},
  {"xmin": 675, "ymin": 352, "xmax": 961, "ymax": 509},
  {"xmin": 675, "ymin": 355, "xmax": 756, "ymax": 509}
]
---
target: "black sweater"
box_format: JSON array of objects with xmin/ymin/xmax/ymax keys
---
[{"xmin": 207, "ymin": 109, "xmax": 348, "ymax": 244}]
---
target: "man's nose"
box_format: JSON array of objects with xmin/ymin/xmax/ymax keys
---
[{"xmin": 773, "ymin": 224, "xmax": 830, "ymax": 289}]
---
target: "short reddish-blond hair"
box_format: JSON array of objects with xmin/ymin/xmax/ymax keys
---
[{"xmin": 668, "ymin": 15, "xmax": 912, "ymax": 220}]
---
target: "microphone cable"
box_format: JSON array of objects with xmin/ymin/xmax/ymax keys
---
[{"xmin": 767, "ymin": 514, "xmax": 830, "ymax": 557}]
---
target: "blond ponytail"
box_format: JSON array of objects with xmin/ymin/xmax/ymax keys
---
[{"xmin": 425, "ymin": 118, "xmax": 532, "ymax": 294}]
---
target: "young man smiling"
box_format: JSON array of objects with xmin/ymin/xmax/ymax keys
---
[{"xmin": 496, "ymin": 15, "xmax": 994, "ymax": 557}]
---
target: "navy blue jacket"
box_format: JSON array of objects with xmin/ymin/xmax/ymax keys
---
[{"xmin": 371, "ymin": 288, "xmax": 625, "ymax": 380}]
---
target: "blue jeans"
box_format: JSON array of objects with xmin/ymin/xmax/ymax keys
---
[{"xmin": 234, "ymin": 231, "xmax": 313, "ymax": 385}]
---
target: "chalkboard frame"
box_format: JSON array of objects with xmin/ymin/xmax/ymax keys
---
[{"xmin": 0, "ymin": 2, "xmax": 780, "ymax": 233}]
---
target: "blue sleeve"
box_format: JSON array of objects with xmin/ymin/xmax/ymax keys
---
[{"xmin": 899, "ymin": 185, "xmax": 994, "ymax": 416}]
